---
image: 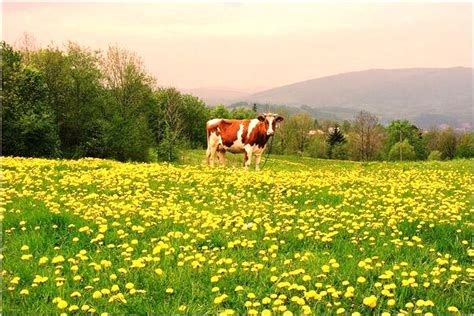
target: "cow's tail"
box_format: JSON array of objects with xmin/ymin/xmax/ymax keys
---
[{"xmin": 206, "ymin": 121, "xmax": 213, "ymax": 164}]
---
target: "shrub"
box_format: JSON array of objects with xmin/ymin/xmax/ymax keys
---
[
  {"xmin": 388, "ymin": 140, "xmax": 416, "ymax": 161},
  {"xmin": 428, "ymin": 150, "xmax": 442, "ymax": 161},
  {"xmin": 306, "ymin": 136, "xmax": 327, "ymax": 159}
]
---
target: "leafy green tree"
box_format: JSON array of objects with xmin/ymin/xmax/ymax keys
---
[
  {"xmin": 181, "ymin": 94, "xmax": 210, "ymax": 148},
  {"xmin": 306, "ymin": 135, "xmax": 327, "ymax": 159},
  {"xmin": 438, "ymin": 128, "xmax": 457, "ymax": 160},
  {"xmin": 455, "ymin": 132, "xmax": 474, "ymax": 158},
  {"xmin": 385, "ymin": 120, "xmax": 427, "ymax": 160},
  {"xmin": 101, "ymin": 45, "xmax": 155, "ymax": 161},
  {"xmin": 210, "ymin": 104, "xmax": 231, "ymax": 119},
  {"xmin": 62, "ymin": 43, "xmax": 105, "ymax": 157},
  {"xmin": 351, "ymin": 111, "xmax": 383, "ymax": 161},
  {"xmin": 282, "ymin": 113, "xmax": 314, "ymax": 154},
  {"xmin": 150, "ymin": 88, "xmax": 187, "ymax": 161},
  {"xmin": 388, "ymin": 140, "xmax": 416, "ymax": 161},
  {"xmin": 2, "ymin": 42, "xmax": 60, "ymax": 157},
  {"xmin": 231, "ymin": 107, "xmax": 256, "ymax": 119},
  {"xmin": 341, "ymin": 120, "xmax": 351, "ymax": 133},
  {"xmin": 423, "ymin": 127, "xmax": 441, "ymax": 152}
]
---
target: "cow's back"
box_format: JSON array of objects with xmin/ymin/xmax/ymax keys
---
[{"xmin": 207, "ymin": 119, "xmax": 251, "ymax": 152}]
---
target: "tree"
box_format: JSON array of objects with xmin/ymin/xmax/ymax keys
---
[
  {"xmin": 341, "ymin": 120, "xmax": 351, "ymax": 133},
  {"xmin": 1, "ymin": 42, "xmax": 60, "ymax": 157},
  {"xmin": 151, "ymin": 88, "xmax": 187, "ymax": 161},
  {"xmin": 252, "ymin": 103, "xmax": 257, "ymax": 113},
  {"xmin": 181, "ymin": 94, "xmax": 210, "ymax": 148},
  {"xmin": 385, "ymin": 120, "xmax": 427, "ymax": 160},
  {"xmin": 388, "ymin": 140, "xmax": 416, "ymax": 161},
  {"xmin": 438, "ymin": 128, "xmax": 457, "ymax": 160},
  {"xmin": 306, "ymin": 134, "xmax": 327, "ymax": 159},
  {"xmin": 351, "ymin": 111, "xmax": 383, "ymax": 161},
  {"xmin": 423, "ymin": 127, "xmax": 441, "ymax": 152},
  {"xmin": 210, "ymin": 104, "xmax": 231, "ymax": 119},
  {"xmin": 100, "ymin": 45, "xmax": 156, "ymax": 161},
  {"xmin": 428, "ymin": 150, "xmax": 442, "ymax": 161},
  {"xmin": 231, "ymin": 107, "xmax": 256, "ymax": 119},
  {"xmin": 284, "ymin": 113, "xmax": 314, "ymax": 154},
  {"xmin": 455, "ymin": 132, "xmax": 474, "ymax": 158},
  {"xmin": 326, "ymin": 125, "xmax": 346, "ymax": 159}
]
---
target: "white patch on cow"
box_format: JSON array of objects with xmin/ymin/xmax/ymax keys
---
[
  {"xmin": 225, "ymin": 123, "xmax": 245, "ymax": 153},
  {"xmin": 247, "ymin": 119, "xmax": 259, "ymax": 138},
  {"xmin": 207, "ymin": 118, "xmax": 222, "ymax": 127}
]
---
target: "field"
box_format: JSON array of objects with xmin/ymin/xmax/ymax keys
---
[{"xmin": 2, "ymin": 153, "xmax": 473, "ymax": 315}]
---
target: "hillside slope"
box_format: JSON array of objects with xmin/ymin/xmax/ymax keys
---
[{"xmin": 247, "ymin": 67, "xmax": 472, "ymax": 128}]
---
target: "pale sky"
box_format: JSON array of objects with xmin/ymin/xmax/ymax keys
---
[{"xmin": 3, "ymin": 2, "xmax": 472, "ymax": 91}]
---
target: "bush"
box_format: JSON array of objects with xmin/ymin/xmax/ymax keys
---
[
  {"xmin": 156, "ymin": 138, "xmax": 181, "ymax": 162},
  {"xmin": 306, "ymin": 136, "xmax": 327, "ymax": 159},
  {"xmin": 388, "ymin": 140, "xmax": 416, "ymax": 161},
  {"xmin": 428, "ymin": 150, "xmax": 442, "ymax": 161},
  {"xmin": 455, "ymin": 133, "xmax": 474, "ymax": 158}
]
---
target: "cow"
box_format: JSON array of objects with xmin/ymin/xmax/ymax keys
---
[{"xmin": 206, "ymin": 113, "xmax": 284, "ymax": 170}]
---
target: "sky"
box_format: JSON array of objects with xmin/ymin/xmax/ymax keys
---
[{"xmin": 2, "ymin": 2, "xmax": 472, "ymax": 92}]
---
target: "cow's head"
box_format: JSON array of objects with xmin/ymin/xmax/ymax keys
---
[{"xmin": 258, "ymin": 112, "xmax": 284, "ymax": 136}]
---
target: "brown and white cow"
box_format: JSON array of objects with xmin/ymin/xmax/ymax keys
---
[{"xmin": 206, "ymin": 113, "xmax": 284, "ymax": 170}]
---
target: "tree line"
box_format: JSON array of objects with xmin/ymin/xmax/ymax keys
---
[
  {"xmin": 2, "ymin": 40, "xmax": 472, "ymax": 162},
  {"xmin": 271, "ymin": 111, "xmax": 473, "ymax": 161},
  {"xmin": 2, "ymin": 41, "xmax": 256, "ymax": 162}
]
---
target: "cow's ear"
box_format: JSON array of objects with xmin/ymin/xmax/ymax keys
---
[
  {"xmin": 275, "ymin": 116, "xmax": 284, "ymax": 123},
  {"xmin": 257, "ymin": 115, "xmax": 265, "ymax": 122}
]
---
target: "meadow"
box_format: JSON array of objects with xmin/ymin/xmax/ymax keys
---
[{"xmin": 1, "ymin": 153, "xmax": 473, "ymax": 315}]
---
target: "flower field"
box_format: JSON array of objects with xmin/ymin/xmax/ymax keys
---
[{"xmin": 1, "ymin": 155, "xmax": 473, "ymax": 315}]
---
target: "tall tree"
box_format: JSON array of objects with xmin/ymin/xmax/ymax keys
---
[
  {"xmin": 438, "ymin": 128, "xmax": 457, "ymax": 160},
  {"xmin": 181, "ymin": 94, "xmax": 210, "ymax": 148},
  {"xmin": 326, "ymin": 125, "xmax": 347, "ymax": 159},
  {"xmin": 152, "ymin": 88, "xmax": 186, "ymax": 161},
  {"xmin": 1, "ymin": 42, "xmax": 60, "ymax": 157},
  {"xmin": 455, "ymin": 132, "xmax": 474, "ymax": 158},
  {"xmin": 101, "ymin": 45, "xmax": 155, "ymax": 161},
  {"xmin": 384, "ymin": 120, "xmax": 428, "ymax": 160},
  {"xmin": 282, "ymin": 113, "xmax": 314, "ymax": 154},
  {"xmin": 351, "ymin": 111, "xmax": 383, "ymax": 161},
  {"xmin": 210, "ymin": 104, "xmax": 231, "ymax": 119}
]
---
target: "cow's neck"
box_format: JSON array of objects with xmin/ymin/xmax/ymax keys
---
[{"xmin": 257, "ymin": 121, "xmax": 271, "ymax": 146}]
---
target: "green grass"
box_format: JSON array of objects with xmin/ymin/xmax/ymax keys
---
[{"xmin": 1, "ymin": 154, "xmax": 473, "ymax": 315}]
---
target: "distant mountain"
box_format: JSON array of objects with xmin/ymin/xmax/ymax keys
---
[
  {"xmin": 244, "ymin": 68, "xmax": 472, "ymax": 129},
  {"xmin": 182, "ymin": 87, "xmax": 251, "ymax": 106}
]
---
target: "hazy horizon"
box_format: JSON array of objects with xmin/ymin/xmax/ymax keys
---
[{"xmin": 3, "ymin": 3, "xmax": 472, "ymax": 92}]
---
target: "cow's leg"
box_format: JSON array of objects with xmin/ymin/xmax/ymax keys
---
[
  {"xmin": 207, "ymin": 133, "xmax": 219, "ymax": 167},
  {"xmin": 217, "ymin": 147, "xmax": 226, "ymax": 166},
  {"xmin": 243, "ymin": 147, "xmax": 253, "ymax": 169},
  {"xmin": 255, "ymin": 152, "xmax": 262, "ymax": 171},
  {"xmin": 207, "ymin": 147, "xmax": 216, "ymax": 167}
]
